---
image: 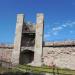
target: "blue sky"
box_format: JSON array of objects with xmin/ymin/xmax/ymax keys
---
[{"xmin": 0, "ymin": 0, "xmax": 75, "ymax": 43}]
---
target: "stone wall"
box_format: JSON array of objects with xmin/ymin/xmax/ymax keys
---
[
  {"xmin": 43, "ymin": 46, "xmax": 75, "ymax": 70},
  {"xmin": 12, "ymin": 14, "xmax": 24, "ymax": 66},
  {"xmin": 0, "ymin": 47, "xmax": 13, "ymax": 67},
  {"xmin": 34, "ymin": 13, "xmax": 44, "ymax": 66}
]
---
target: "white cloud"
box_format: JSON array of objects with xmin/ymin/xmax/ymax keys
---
[
  {"xmin": 51, "ymin": 26, "xmax": 63, "ymax": 36},
  {"xmin": 45, "ymin": 21, "xmax": 75, "ymax": 38},
  {"xmin": 53, "ymin": 31, "xmax": 58, "ymax": 36},
  {"xmin": 65, "ymin": 21, "xmax": 75, "ymax": 27},
  {"xmin": 61, "ymin": 21, "xmax": 75, "ymax": 29},
  {"xmin": 52, "ymin": 26, "xmax": 63, "ymax": 31},
  {"xmin": 62, "ymin": 24, "xmax": 67, "ymax": 27}
]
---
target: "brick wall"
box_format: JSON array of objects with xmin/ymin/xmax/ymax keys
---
[
  {"xmin": 43, "ymin": 47, "xmax": 75, "ymax": 70},
  {"xmin": 0, "ymin": 47, "xmax": 13, "ymax": 63}
]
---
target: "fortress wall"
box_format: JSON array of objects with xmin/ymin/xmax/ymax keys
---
[
  {"xmin": 43, "ymin": 46, "xmax": 75, "ymax": 70},
  {"xmin": 0, "ymin": 48, "xmax": 13, "ymax": 63}
]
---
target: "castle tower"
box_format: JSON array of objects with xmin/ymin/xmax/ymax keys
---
[
  {"xmin": 12, "ymin": 14, "xmax": 24, "ymax": 66},
  {"xmin": 34, "ymin": 13, "xmax": 44, "ymax": 66}
]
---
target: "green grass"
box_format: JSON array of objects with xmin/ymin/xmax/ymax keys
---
[
  {"xmin": 15, "ymin": 65, "xmax": 75, "ymax": 75},
  {"xmin": 0, "ymin": 66, "xmax": 11, "ymax": 73},
  {"xmin": 0, "ymin": 66, "xmax": 19, "ymax": 74},
  {"xmin": 0, "ymin": 65, "xmax": 75, "ymax": 75}
]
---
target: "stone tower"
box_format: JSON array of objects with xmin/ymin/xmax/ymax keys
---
[
  {"xmin": 34, "ymin": 13, "xmax": 44, "ymax": 66},
  {"xmin": 12, "ymin": 14, "xmax": 24, "ymax": 66},
  {"xmin": 11, "ymin": 13, "xmax": 44, "ymax": 66}
]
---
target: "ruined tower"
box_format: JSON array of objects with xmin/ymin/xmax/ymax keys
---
[
  {"xmin": 12, "ymin": 14, "xmax": 35, "ymax": 66},
  {"xmin": 11, "ymin": 13, "xmax": 44, "ymax": 66},
  {"xmin": 34, "ymin": 13, "xmax": 44, "ymax": 66},
  {"xmin": 12, "ymin": 14, "xmax": 24, "ymax": 66}
]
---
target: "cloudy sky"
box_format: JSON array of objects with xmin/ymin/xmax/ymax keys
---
[{"xmin": 0, "ymin": 0, "xmax": 75, "ymax": 43}]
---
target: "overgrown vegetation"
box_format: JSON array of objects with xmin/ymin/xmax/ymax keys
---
[
  {"xmin": 15, "ymin": 65, "xmax": 75, "ymax": 75},
  {"xmin": 0, "ymin": 65, "xmax": 75, "ymax": 75}
]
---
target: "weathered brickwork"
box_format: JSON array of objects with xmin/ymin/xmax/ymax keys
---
[
  {"xmin": 12, "ymin": 14, "xmax": 24, "ymax": 66},
  {"xmin": 43, "ymin": 47, "xmax": 75, "ymax": 69},
  {"xmin": 0, "ymin": 46, "xmax": 13, "ymax": 67},
  {"xmin": 1, "ymin": 49, "xmax": 12, "ymax": 62},
  {"xmin": 34, "ymin": 13, "xmax": 44, "ymax": 66}
]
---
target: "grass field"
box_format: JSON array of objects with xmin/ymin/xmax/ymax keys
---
[
  {"xmin": 0, "ymin": 65, "xmax": 75, "ymax": 75},
  {"xmin": 15, "ymin": 65, "xmax": 75, "ymax": 75}
]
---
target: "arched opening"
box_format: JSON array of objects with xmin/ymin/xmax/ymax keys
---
[{"xmin": 19, "ymin": 50, "xmax": 34, "ymax": 65}]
